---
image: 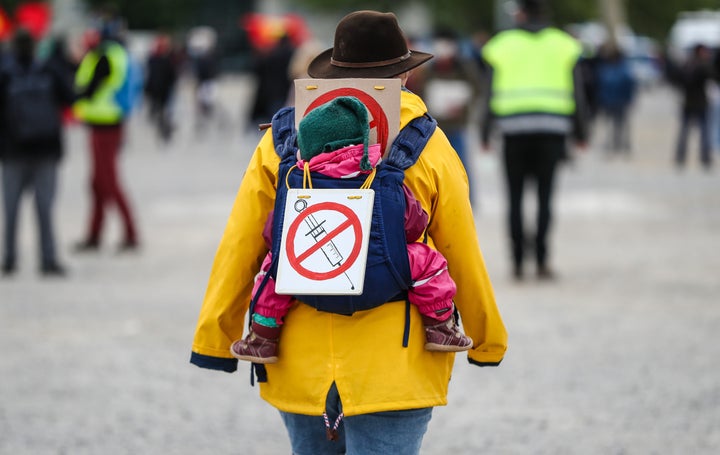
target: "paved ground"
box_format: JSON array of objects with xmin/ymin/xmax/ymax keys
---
[{"xmin": 1, "ymin": 75, "xmax": 719, "ymax": 455}]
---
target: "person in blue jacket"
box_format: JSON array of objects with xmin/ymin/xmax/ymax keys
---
[{"xmin": 595, "ymin": 42, "xmax": 636, "ymax": 156}]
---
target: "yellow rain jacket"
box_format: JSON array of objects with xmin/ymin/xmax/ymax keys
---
[{"xmin": 191, "ymin": 89, "xmax": 507, "ymax": 416}]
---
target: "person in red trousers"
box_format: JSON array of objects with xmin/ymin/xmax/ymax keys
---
[{"xmin": 73, "ymin": 24, "xmax": 139, "ymax": 252}]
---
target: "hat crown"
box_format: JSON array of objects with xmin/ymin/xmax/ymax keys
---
[
  {"xmin": 307, "ymin": 10, "xmax": 433, "ymax": 79},
  {"xmin": 331, "ymin": 11, "xmax": 409, "ymax": 66}
]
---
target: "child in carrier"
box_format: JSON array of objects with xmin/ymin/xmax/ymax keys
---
[{"xmin": 231, "ymin": 96, "xmax": 472, "ymax": 364}]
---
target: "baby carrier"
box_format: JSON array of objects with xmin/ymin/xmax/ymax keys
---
[
  {"xmin": 254, "ymin": 106, "xmax": 437, "ymax": 317},
  {"xmin": 248, "ymin": 105, "xmax": 437, "ymax": 384}
]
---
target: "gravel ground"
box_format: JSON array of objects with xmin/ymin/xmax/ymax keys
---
[{"xmin": 1, "ymin": 75, "xmax": 719, "ymax": 454}]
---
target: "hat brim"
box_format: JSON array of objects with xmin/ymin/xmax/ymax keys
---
[{"xmin": 307, "ymin": 48, "xmax": 433, "ymax": 79}]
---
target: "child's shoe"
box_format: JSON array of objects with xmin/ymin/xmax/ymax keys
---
[
  {"xmin": 230, "ymin": 322, "xmax": 281, "ymax": 364},
  {"xmin": 423, "ymin": 316, "xmax": 473, "ymax": 352}
]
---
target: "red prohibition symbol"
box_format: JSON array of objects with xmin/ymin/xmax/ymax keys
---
[
  {"xmin": 305, "ymin": 88, "xmax": 390, "ymax": 152},
  {"xmin": 285, "ymin": 201, "xmax": 363, "ymax": 281}
]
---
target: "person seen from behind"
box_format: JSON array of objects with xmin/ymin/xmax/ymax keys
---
[
  {"xmin": 249, "ymin": 33, "xmax": 296, "ymax": 127},
  {"xmin": 595, "ymin": 42, "xmax": 636, "ymax": 156},
  {"xmin": 144, "ymin": 33, "xmax": 179, "ymax": 143},
  {"xmin": 0, "ymin": 28, "xmax": 75, "ymax": 277},
  {"xmin": 191, "ymin": 10, "xmax": 506, "ymax": 455},
  {"xmin": 481, "ymin": 0, "xmax": 588, "ymax": 281},
  {"xmin": 668, "ymin": 43, "xmax": 714, "ymax": 170},
  {"xmin": 187, "ymin": 27, "xmax": 219, "ymax": 133}
]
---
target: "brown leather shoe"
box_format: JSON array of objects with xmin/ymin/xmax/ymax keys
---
[
  {"xmin": 230, "ymin": 322, "xmax": 281, "ymax": 364},
  {"xmin": 424, "ymin": 318, "xmax": 473, "ymax": 352}
]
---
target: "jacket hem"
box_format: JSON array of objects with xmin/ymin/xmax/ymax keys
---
[{"xmin": 261, "ymin": 391, "xmax": 446, "ymax": 417}]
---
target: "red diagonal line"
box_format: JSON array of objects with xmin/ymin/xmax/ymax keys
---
[{"xmin": 296, "ymin": 217, "xmax": 354, "ymax": 263}]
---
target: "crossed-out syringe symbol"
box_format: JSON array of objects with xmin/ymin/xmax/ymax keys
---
[{"xmin": 294, "ymin": 199, "xmax": 355, "ymax": 290}]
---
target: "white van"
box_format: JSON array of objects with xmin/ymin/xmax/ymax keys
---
[{"xmin": 668, "ymin": 10, "xmax": 720, "ymax": 63}]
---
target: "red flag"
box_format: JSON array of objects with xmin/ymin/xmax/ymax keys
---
[
  {"xmin": 15, "ymin": 2, "xmax": 52, "ymax": 40},
  {"xmin": 241, "ymin": 13, "xmax": 283, "ymax": 52},
  {"xmin": 0, "ymin": 7, "xmax": 13, "ymax": 40},
  {"xmin": 241, "ymin": 13, "xmax": 311, "ymax": 52}
]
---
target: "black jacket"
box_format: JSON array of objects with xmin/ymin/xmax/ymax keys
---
[{"xmin": 0, "ymin": 56, "xmax": 76, "ymax": 161}]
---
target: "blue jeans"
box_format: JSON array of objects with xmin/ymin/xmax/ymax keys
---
[{"xmin": 279, "ymin": 383, "xmax": 433, "ymax": 455}]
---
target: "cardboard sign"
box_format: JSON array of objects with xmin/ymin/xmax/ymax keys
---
[
  {"xmin": 275, "ymin": 188, "xmax": 375, "ymax": 295},
  {"xmin": 294, "ymin": 78, "xmax": 401, "ymax": 155}
]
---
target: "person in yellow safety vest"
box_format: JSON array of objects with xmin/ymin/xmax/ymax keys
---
[
  {"xmin": 191, "ymin": 10, "xmax": 507, "ymax": 454},
  {"xmin": 73, "ymin": 26, "xmax": 139, "ymax": 252},
  {"xmin": 480, "ymin": 0, "xmax": 588, "ymax": 281}
]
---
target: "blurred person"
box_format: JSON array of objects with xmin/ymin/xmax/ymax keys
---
[
  {"xmin": 669, "ymin": 43, "xmax": 714, "ymax": 170},
  {"xmin": 44, "ymin": 34, "xmax": 79, "ymax": 125},
  {"xmin": 249, "ymin": 33, "xmax": 295, "ymax": 127},
  {"xmin": 44, "ymin": 34, "xmax": 78, "ymax": 91},
  {"xmin": 193, "ymin": 48, "xmax": 218, "ymax": 128},
  {"xmin": 469, "ymin": 29, "xmax": 491, "ymax": 72},
  {"xmin": 711, "ymin": 51, "xmax": 720, "ymax": 154},
  {"xmin": 187, "ymin": 26, "xmax": 219, "ymax": 133},
  {"xmin": 419, "ymin": 27, "xmax": 483, "ymax": 205},
  {"xmin": 144, "ymin": 33, "xmax": 179, "ymax": 143},
  {"xmin": 73, "ymin": 25, "xmax": 139, "ymax": 252},
  {"xmin": 0, "ymin": 28, "xmax": 75, "ymax": 276},
  {"xmin": 480, "ymin": 0, "xmax": 588, "ymax": 280},
  {"xmin": 285, "ymin": 35, "xmax": 322, "ymax": 107},
  {"xmin": 595, "ymin": 43, "xmax": 636, "ymax": 156},
  {"xmin": 287, "ymin": 36, "xmax": 322, "ymax": 81},
  {"xmin": 577, "ymin": 43, "xmax": 599, "ymax": 128},
  {"xmin": 190, "ymin": 10, "xmax": 506, "ymax": 454}
]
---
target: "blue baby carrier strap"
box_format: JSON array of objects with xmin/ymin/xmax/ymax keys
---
[{"xmin": 385, "ymin": 112, "xmax": 438, "ymax": 170}]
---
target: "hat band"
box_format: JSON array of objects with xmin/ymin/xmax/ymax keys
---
[{"xmin": 330, "ymin": 51, "xmax": 412, "ymax": 69}]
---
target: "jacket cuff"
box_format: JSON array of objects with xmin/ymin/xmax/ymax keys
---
[
  {"xmin": 467, "ymin": 356, "xmax": 502, "ymax": 367},
  {"xmin": 190, "ymin": 352, "xmax": 238, "ymax": 373}
]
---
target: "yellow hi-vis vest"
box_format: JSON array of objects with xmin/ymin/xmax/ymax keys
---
[
  {"xmin": 73, "ymin": 42, "xmax": 128, "ymax": 125},
  {"xmin": 483, "ymin": 27, "xmax": 581, "ymax": 117}
]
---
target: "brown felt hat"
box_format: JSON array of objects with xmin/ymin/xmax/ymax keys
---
[{"xmin": 307, "ymin": 10, "xmax": 433, "ymax": 79}]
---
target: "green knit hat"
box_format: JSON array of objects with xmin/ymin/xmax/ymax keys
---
[{"xmin": 297, "ymin": 96, "xmax": 372, "ymax": 171}]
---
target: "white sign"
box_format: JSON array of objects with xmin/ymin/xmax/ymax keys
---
[{"xmin": 275, "ymin": 188, "xmax": 375, "ymax": 295}]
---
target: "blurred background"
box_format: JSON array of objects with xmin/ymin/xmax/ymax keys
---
[
  {"xmin": 0, "ymin": 0, "xmax": 716, "ymax": 81},
  {"xmin": 0, "ymin": 0, "xmax": 718, "ymax": 127},
  {"xmin": 1, "ymin": 1, "xmax": 719, "ymax": 454},
  {"xmin": 1, "ymin": 0, "xmax": 717, "ymax": 142}
]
